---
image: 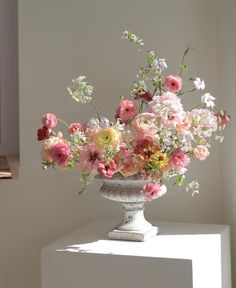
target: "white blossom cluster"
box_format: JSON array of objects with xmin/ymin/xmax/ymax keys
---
[
  {"xmin": 67, "ymin": 76, "xmax": 93, "ymax": 104},
  {"xmin": 122, "ymin": 31, "xmax": 144, "ymax": 47}
]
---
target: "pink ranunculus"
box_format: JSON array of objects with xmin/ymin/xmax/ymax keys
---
[
  {"xmin": 97, "ymin": 160, "xmax": 117, "ymax": 178},
  {"xmin": 140, "ymin": 182, "xmax": 161, "ymax": 202},
  {"xmin": 164, "ymin": 75, "xmax": 182, "ymax": 93},
  {"xmin": 193, "ymin": 145, "xmax": 209, "ymax": 161},
  {"xmin": 79, "ymin": 143, "xmax": 101, "ymax": 173},
  {"xmin": 42, "ymin": 113, "xmax": 58, "ymax": 129},
  {"xmin": 50, "ymin": 142, "xmax": 71, "ymax": 167},
  {"xmin": 131, "ymin": 113, "xmax": 158, "ymax": 136},
  {"xmin": 115, "ymin": 99, "xmax": 138, "ymax": 124},
  {"xmin": 68, "ymin": 122, "xmax": 86, "ymax": 134},
  {"xmin": 169, "ymin": 149, "xmax": 190, "ymax": 171}
]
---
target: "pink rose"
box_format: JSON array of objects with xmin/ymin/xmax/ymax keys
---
[
  {"xmin": 131, "ymin": 113, "xmax": 158, "ymax": 136},
  {"xmin": 164, "ymin": 75, "xmax": 182, "ymax": 93},
  {"xmin": 68, "ymin": 122, "xmax": 86, "ymax": 134},
  {"xmin": 50, "ymin": 142, "xmax": 70, "ymax": 167},
  {"xmin": 42, "ymin": 113, "xmax": 58, "ymax": 129},
  {"xmin": 140, "ymin": 182, "xmax": 161, "ymax": 202},
  {"xmin": 193, "ymin": 145, "xmax": 209, "ymax": 161},
  {"xmin": 169, "ymin": 149, "xmax": 190, "ymax": 171},
  {"xmin": 115, "ymin": 99, "xmax": 138, "ymax": 124}
]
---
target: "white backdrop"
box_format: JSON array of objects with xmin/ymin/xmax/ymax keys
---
[{"xmin": 0, "ymin": 0, "xmax": 235, "ymax": 287}]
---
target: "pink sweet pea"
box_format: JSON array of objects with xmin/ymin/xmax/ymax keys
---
[
  {"xmin": 140, "ymin": 182, "xmax": 161, "ymax": 202},
  {"xmin": 169, "ymin": 149, "xmax": 190, "ymax": 171},
  {"xmin": 50, "ymin": 142, "xmax": 70, "ymax": 167},
  {"xmin": 42, "ymin": 113, "xmax": 58, "ymax": 129},
  {"xmin": 68, "ymin": 122, "xmax": 86, "ymax": 134},
  {"xmin": 115, "ymin": 99, "xmax": 138, "ymax": 124},
  {"xmin": 79, "ymin": 143, "xmax": 102, "ymax": 173},
  {"xmin": 164, "ymin": 75, "xmax": 182, "ymax": 93},
  {"xmin": 215, "ymin": 111, "xmax": 231, "ymax": 127},
  {"xmin": 97, "ymin": 160, "xmax": 117, "ymax": 178}
]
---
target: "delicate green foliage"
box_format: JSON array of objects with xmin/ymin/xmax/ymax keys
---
[
  {"xmin": 146, "ymin": 51, "xmax": 156, "ymax": 66},
  {"xmin": 104, "ymin": 145, "xmax": 116, "ymax": 160},
  {"xmin": 173, "ymin": 175, "xmax": 185, "ymax": 186},
  {"xmin": 122, "ymin": 30, "xmax": 144, "ymax": 47},
  {"xmin": 42, "ymin": 162, "xmax": 56, "ymax": 170}
]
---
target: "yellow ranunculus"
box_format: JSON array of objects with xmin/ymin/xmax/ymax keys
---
[{"xmin": 94, "ymin": 128, "xmax": 120, "ymax": 148}]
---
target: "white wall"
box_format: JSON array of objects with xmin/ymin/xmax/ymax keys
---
[
  {"xmin": 217, "ymin": 0, "xmax": 236, "ymax": 285},
  {"xmin": 0, "ymin": 0, "xmax": 233, "ymax": 287}
]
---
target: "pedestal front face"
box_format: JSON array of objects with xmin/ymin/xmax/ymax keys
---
[{"xmin": 41, "ymin": 220, "xmax": 231, "ymax": 288}]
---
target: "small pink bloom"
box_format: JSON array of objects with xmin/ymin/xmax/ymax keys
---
[
  {"xmin": 140, "ymin": 182, "xmax": 161, "ymax": 202},
  {"xmin": 193, "ymin": 145, "xmax": 209, "ymax": 161},
  {"xmin": 215, "ymin": 111, "xmax": 231, "ymax": 127},
  {"xmin": 68, "ymin": 122, "xmax": 86, "ymax": 134},
  {"xmin": 79, "ymin": 143, "xmax": 101, "ymax": 173},
  {"xmin": 97, "ymin": 160, "xmax": 117, "ymax": 178},
  {"xmin": 164, "ymin": 75, "xmax": 182, "ymax": 93},
  {"xmin": 169, "ymin": 149, "xmax": 190, "ymax": 171},
  {"xmin": 42, "ymin": 113, "xmax": 58, "ymax": 129},
  {"xmin": 119, "ymin": 159, "xmax": 140, "ymax": 177},
  {"xmin": 50, "ymin": 142, "xmax": 70, "ymax": 167},
  {"xmin": 131, "ymin": 113, "xmax": 158, "ymax": 136},
  {"xmin": 115, "ymin": 99, "xmax": 138, "ymax": 124}
]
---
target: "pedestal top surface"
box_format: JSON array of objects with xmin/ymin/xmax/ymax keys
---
[{"xmin": 42, "ymin": 219, "xmax": 228, "ymax": 260}]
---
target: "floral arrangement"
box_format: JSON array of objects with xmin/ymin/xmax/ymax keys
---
[{"xmin": 37, "ymin": 31, "xmax": 230, "ymax": 201}]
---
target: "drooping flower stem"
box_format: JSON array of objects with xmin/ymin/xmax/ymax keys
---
[
  {"xmin": 179, "ymin": 47, "xmax": 191, "ymax": 77},
  {"xmin": 90, "ymin": 100, "xmax": 101, "ymax": 121},
  {"xmin": 58, "ymin": 118, "xmax": 69, "ymax": 127}
]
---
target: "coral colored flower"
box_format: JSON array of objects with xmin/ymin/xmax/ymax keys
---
[
  {"xmin": 50, "ymin": 142, "xmax": 71, "ymax": 167},
  {"xmin": 37, "ymin": 126, "xmax": 51, "ymax": 141},
  {"xmin": 133, "ymin": 135, "xmax": 157, "ymax": 156},
  {"xmin": 215, "ymin": 111, "xmax": 231, "ymax": 127},
  {"xmin": 169, "ymin": 149, "xmax": 190, "ymax": 171},
  {"xmin": 131, "ymin": 113, "xmax": 158, "ymax": 136},
  {"xmin": 193, "ymin": 145, "xmax": 209, "ymax": 161},
  {"xmin": 164, "ymin": 75, "xmax": 182, "ymax": 93},
  {"xmin": 119, "ymin": 157, "xmax": 140, "ymax": 177},
  {"xmin": 79, "ymin": 143, "xmax": 101, "ymax": 173},
  {"xmin": 97, "ymin": 160, "xmax": 117, "ymax": 178},
  {"xmin": 134, "ymin": 90, "xmax": 153, "ymax": 101},
  {"xmin": 176, "ymin": 116, "xmax": 191, "ymax": 132},
  {"xmin": 42, "ymin": 113, "xmax": 58, "ymax": 129},
  {"xmin": 68, "ymin": 123, "xmax": 86, "ymax": 134},
  {"xmin": 140, "ymin": 182, "xmax": 161, "ymax": 202},
  {"xmin": 115, "ymin": 99, "xmax": 138, "ymax": 124},
  {"xmin": 94, "ymin": 128, "xmax": 120, "ymax": 148}
]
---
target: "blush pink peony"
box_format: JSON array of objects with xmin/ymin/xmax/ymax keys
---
[{"xmin": 169, "ymin": 149, "xmax": 190, "ymax": 171}]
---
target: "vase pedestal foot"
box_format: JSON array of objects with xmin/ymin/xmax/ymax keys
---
[{"xmin": 108, "ymin": 226, "xmax": 159, "ymax": 242}]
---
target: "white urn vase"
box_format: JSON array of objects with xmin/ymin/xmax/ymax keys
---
[{"xmin": 99, "ymin": 175, "xmax": 167, "ymax": 242}]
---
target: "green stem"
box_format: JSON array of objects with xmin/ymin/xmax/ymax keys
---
[
  {"xmin": 58, "ymin": 118, "xmax": 69, "ymax": 126},
  {"xmin": 179, "ymin": 87, "xmax": 196, "ymax": 97},
  {"xmin": 90, "ymin": 100, "xmax": 101, "ymax": 121},
  {"xmin": 139, "ymin": 100, "xmax": 145, "ymax": 113},
  {"xmin": 179, "ymin": 47, "xmax": 190, "ymax": 77},
  {"xmin": 190, "ymin": 104, "xmax": 202, "ymax": 111}
]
